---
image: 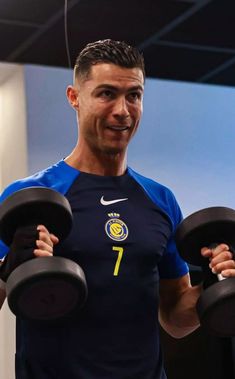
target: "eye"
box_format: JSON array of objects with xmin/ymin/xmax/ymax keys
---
[
  {"xmin": 99, "ymin": 90, "xmax": 115, "ymax": 99},
  {"xmin": 127, "ymin": 92, "xmax": 142, "ymax": 102}
]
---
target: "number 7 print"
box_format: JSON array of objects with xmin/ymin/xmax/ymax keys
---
[{"xmin": 112, "ymin": 246, "xmax": 124, "ymax": 276}]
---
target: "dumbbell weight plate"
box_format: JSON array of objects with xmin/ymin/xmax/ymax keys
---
[
  {"xmin": 175, "ymin": 206, "xmax": 235, "ymax": 336},
  {"xmin": 0, "ymin": 187, "xmax": 73, "ymax": 245},
  {"xmin": 175, "ymin": 206, "xmax": 235, "ymax": 266},
  {"xmin": 0, "ymin": 186, "xmax": 88, "ymax": 321},
  {"xmin": 6, "ymin": 257, "xmax": 88, "ymax": 321},
  {"xmin": 197, "ymin": 277, "xmax": 235, "ymax": 336}
]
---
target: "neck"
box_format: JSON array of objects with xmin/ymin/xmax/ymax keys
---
[{"xmin": 65, "ymin": 144, "xmax": 127, "ymax": 176}]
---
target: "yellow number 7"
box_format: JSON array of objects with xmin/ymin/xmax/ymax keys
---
[{"xmin": 112, "ymin": 246, "xmax": 124, "ymax": 276}]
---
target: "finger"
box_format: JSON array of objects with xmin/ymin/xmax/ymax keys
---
[
  {"xmin": 37, "ymin": 225, "xmax": 50, "ymax": 234},
  {"xmin": 209, "ymin": 243, "xmax": 230, "ymax": 257},
  {"xmin": 201, "ymin": 244, "xmax": 230, "ymax": 261},
  {"xmin": 50, "ymin": 234, "xmax": 59, "ymax": 245},
  {"xmin": 37, "ymin": 226, "xmax": 59, "ymax": 246},
  {"xmin": 201, "ymin": 247, "xmax": 213, "ymax": 258},
  {"xmin": 210, "ymin": 250, "xmax": 233, "ymax": 267},
  {"xmin": 210, "ymin": 259, "xmax": 235, "ymax": 274},
  {"xmin": 34, "ymin": 249, "xmax": 53, "ymax": 257},
  {"xmin": 37, "ymin": 232, "xmax": 54, "ymax": 248},
  {"xmin": 221, "ymin": 268, "xmax": 235, "ymax": 278},
  {"xmin": 35, "ymin": 240, "xmax": 53, "ymax": 253}
]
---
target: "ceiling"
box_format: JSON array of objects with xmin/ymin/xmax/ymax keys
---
[{"xmin": 1, "ymin": 0, "xmax": 235, "ymax": 87}]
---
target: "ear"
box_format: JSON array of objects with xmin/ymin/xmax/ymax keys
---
[{"xmin": 66, "ymin": 85, "xmax": 79, "ymax": 110}]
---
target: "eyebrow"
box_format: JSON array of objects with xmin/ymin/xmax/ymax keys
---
[{"xmin": 94, "ymin": 84, "xmax": 144, "ymax": 92}]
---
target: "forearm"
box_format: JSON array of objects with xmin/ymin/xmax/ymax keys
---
[{"xmin": 159, "ymin": 276, "xmax": 202, "ymax": 338}]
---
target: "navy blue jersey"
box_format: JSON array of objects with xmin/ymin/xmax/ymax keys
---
[{"xmin": 0, "ymin": 160, "xmax": 188, "ymax": 379}]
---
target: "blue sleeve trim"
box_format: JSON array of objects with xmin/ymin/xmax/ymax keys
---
[
  {"xmin": 0, "ymin": 160, "xmax": 80, "ymax": 255},
  {"xmin": 0, "ymin": 160, "xmax": 80, "ymax": 202},
  {"xmin": 0, "ymin": 240, "xmax": 9, "ymax": 259},
  {"xmin": 128, "ymin": 167, "xmax": 189, "ymax": 279}
]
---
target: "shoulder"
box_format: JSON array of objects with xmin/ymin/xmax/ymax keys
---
[
  {"xmin": 127, "ymin": 167, "xmax": 173, "ymax": 197},
  {"xmin": 0, "ymin": 160, "xmax": 80, "ymax": 202},
  {"xmin": 0, "ymin": 160, "xmax": 80, "ymax": 257},
  {"xmin": 127, "ymin": 167, "xmax": 182, "ymax": 230}
]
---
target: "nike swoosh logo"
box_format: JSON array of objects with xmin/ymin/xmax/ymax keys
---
[{"xmin": 100, "ymin": 196, "xmax": 128, "ymax": 206}]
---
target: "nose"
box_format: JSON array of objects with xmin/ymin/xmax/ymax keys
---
[{"xmin": 113, "ymin": 97, "xmax": 129, "ymax": 119}]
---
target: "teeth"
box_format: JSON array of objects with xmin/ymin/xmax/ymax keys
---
[{"xmin": 108, "ymin": 126, "xmax": 128, "ymax": 131}]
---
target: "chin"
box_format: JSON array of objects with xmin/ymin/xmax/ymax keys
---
[
  {"xmin": 102, "ymin": 145, "xmax": 126, "ymax": 156},
  {"xmin": 104, "ymin": 149, "xmax": 123, "ymax": 156}
]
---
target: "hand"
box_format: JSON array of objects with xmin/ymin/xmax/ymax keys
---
[
  {"xmin": 0, "ymin": 225, "xmax": 59, "ymax": 283},
  {"xmin": 201, "ymin": 243, "xmax": 235, "ymax": 278},
  {"xmin": 34, "ymin": 225, "xmax": 59, "ymax": 257}
]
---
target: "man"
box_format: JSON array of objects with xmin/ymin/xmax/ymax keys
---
[{"xmin": 0, "ymin": 39, "xmax": 234, "ymax": 379}]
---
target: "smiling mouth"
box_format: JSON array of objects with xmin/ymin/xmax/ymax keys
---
[{"xmin": 107, "ymin": 125, "xmax": 129, "ymax": 131}]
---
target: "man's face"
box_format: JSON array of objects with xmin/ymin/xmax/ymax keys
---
[{"xmin": 70, "ymin": 63, "xmax": 144, "ymax": 156}]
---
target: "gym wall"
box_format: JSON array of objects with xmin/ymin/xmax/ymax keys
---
[
  {"xmin": 0, "ymin": 62, "xmax": 235, "ymax": 378},
  {"xmin": 0, "ymin": 63, "xmax": 28, "ymax": 379}
]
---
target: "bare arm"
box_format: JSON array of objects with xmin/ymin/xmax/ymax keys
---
[
  {"xmin": 159, "ymin": 243, "xmax": 235, "ymax": 339},
  {"xmin": 159, "ymin": 273, "xmax": 201, "ymax": 338}
]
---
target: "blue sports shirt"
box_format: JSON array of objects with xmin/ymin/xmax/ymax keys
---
[{"xmin": 0, "ymin": 160, "xmax": 188, "ymax": 379}]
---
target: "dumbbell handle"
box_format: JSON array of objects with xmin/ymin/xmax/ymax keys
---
[{"xmin": 217, "ymin": 273, "xmax": 226, "ymax": 281}]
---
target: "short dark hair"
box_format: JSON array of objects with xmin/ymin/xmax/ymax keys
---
[{"xmin": 74, "ymin": 39, "xmax": 145, "ymax": 81}]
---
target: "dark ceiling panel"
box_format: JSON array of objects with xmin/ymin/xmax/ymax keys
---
[
  {"xmin": 14, "ymin": 19, "xmax": 68, "ymax": 67},
  {"xmin": 205, "ymin": 63, "xmax": 235, "ymax": 87},
  {"xmin": 9, "ymin": 0, "xmax": 190, "ymax": 68},
  {"xmin": 0, "ymin": 24, "xmax": 36, "ymax": 60},
  {"xmin": 70, "ymin": 0, "xmax": 190, "ymax": 33},
  {"xmin": 0, "ymin": 0, "xmax": 64, "ymax": 24},
  {"xmin": 144, "ymin": 44, "xmax": 232, "ymax": 82},
  {"xmin": 163, "ymin": 1, "xmax": 235, "ymax": 49},
  {"xmin": 0, "ymin": 1, "xmax": 234, "ymax": 87},
  {"xmin": 66, "ymin": 0, "xmax": 190, "ymax": 57}
]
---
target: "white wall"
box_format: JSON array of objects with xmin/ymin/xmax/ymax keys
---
[{"xmin": 0, "ymin": 63, "xmax": 28, "ymax": 379}]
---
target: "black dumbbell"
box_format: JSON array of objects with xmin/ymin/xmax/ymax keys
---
[
  {"xmin": 0, "ymin": 187, "xmax": 88, "ymax": 321},
  {"xmin": 175, "ymin": 206, "xmax": 235, "ymax": 337}
]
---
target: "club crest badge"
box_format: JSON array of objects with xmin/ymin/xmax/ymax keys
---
[{"xmin": 105, "ymin": 213, "xmax": 128, "ymax": 242}]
